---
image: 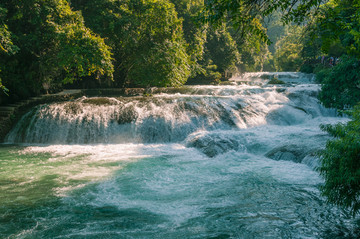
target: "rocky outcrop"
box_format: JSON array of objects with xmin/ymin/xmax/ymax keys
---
[
  {"xmin": 186, "ymin": 134, "xmax": 242, "ymax": 157},
  {"xmin": 265, "ymin": 144, "xmax": 317, "ymax": 164}
]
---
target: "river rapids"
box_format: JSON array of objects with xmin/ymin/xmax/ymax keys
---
[{"xmin": 1, "ymin": 72, "xmax": 359, "ymax": 238}]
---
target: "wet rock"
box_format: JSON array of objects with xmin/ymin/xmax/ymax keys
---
[
  {"xmin": 302, "ymin": 155, "xmax": 320, "ymax": 170},
  {"xmin": 265, "ymin": 144, "xmax": 316, "ymax": 163},
  {"xmin": 266, "ymin": 106, "xmax": 310, "ymax": 126},
  {"xmin": 82, "ymin": 97, "xmax": 116, "ymax": 105},
  {"xmin": 64, "ymin": 102, "xmax": 83, "ymax": 114},
  {"xmin": 117, "ymin": 106, "xmax": 138, "ymax": 124},
  {"xmin": 186, "ymin": 134, "xmax": 241, "ymax": 157}
]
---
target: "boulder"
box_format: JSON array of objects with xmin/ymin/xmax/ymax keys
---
[
  {"xmin": 186, "ymin": 134, "xmax": 241, "ymax": 157},
  {"xmin": 265, "ymin": 144, "xmax": 316, "ymax": 163}
]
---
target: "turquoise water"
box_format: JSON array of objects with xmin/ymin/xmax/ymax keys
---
[
  {"xmin": 1, "ymin": 143, "xmax": 359, "ymax": 238},
  {"xmin": 1, "ymin": 73, "xmax": 359, "ymax": 238}
]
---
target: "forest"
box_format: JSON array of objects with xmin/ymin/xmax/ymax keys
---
[
  {"xmin": 2, "ymin": 0, "xmax": 355, "ymax": 101},
  {"xmin": 1, "ymin": 0, "xmax": 360, "ymax": 217}
]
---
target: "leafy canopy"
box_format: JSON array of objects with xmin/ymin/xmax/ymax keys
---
[
  {"xmin": 0, "ymin": 0, "xmax": 113, "ymax": 99},
  {"xmin": 202, "ymin": 0, "xmax": 323, "ymax": 44},
  {"xmin": 71, "ymin": 0, "xmax": 190, "ymax": 87}
]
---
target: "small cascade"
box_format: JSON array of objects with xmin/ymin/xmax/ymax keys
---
[
  {"xmin": 2, "ymin": 73, "xmax": 356, "ymax": 239},
  {"xmin": 5, "ymin": 72, "xmax": 337, "ymax": 145}
]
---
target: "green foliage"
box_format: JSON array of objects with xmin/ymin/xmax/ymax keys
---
[
  {"xmin": 264, "ymin": 11, "xmax": 288, "ymax": 54},
  {"xmin": 0, "ymin": 0, "xmax": 113, "ymax": 101},
  {"xmin": 0, "ymin": 78, "xmax": 9, "ymax": 96},
  {"xmin": 187, "ymin": 60, "xmax": 222, "ymax": 84},
  {"xmin": 2, "ymin": 0, "xmax": 346, "ymax": 101},
  {"xmin": 316, "ymin": 0, "xmax": 360, "ymax": 57},
  {"xmin": 0, "ymin": 4, "xmax": 18, "ymax": 96},
  {"xmin": 187, "ymin": 23, "xmax": 241, "ymax": 83},
  {"xmin": 202, "ymin": 0, "xmax": 323, "ymax": 43},
  {"xmin": 274, "ymin": 26, "xmax": 304, "ymax": 71},
  {"xmin": 318, "ymin": 104, "xmax": 360, "ymax": 215},
  {"xmin": 170, "ymin": 0, "xmax": 207, "ymax": 78},
  {"xmin": 317, "ymin": 56, "xmax": 360, "ymax": 110},
  {"xmin": 127, "ymin": 39, "xmax": 191, "ymax": 87},
  {"xmin": 0, "ymin": 5, "xmax": 18, "ymax": 55},
  {"xmin": 201, "ymin": 0, "xmax": 327, "ymax": 73},
  {"xmin": 0, "ymin": 23, "xmax": 17, "ymax": 55},
  {"xmin": 72, "ymin": 0, "xmax": 190, "ymax": 87},
  {"xmin": 205, "ymin": 25, "xmax": 240, "ymax": 74},
  {"xmin": 234, "ymin": 18, "xmax": 271, "ymax": 72},
  {"xmin": 124, "ymin": 0, "xmax": 191, "ymax": 87}
]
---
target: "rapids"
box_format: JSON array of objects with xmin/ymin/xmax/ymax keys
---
[{"xmin": 1, "ymin": 72, "xmax": 359, "ymax": 238}]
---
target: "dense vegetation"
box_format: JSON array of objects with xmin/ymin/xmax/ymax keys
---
[
  {"xmin": 0, "ymin": 0, "xmax": 255, "ymax": 102},
  {"xmin": 0, "ymin": 0, "xmax": 326, "ymax": 103},
  {"xmin": 313, "ymin": 0, "xmax": 360, "ymax": 216},
  {"xmin": 319, "ymin": 105, "xmax": 360, "ymax": 216},
  {"xmin": 0, "ymin": 0, "xmax": 113, "ymax": 102}
]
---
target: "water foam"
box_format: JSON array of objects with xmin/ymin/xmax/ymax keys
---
[
  {"xmin": 5, "ymin": 73, "xmax": 335, "ymax": 146},
  {"xmin": 2, "ymin": 72, "xmax": 357, "ymax": 238}
]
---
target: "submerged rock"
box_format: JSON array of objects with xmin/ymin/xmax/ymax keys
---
[
  {"xmin": 186, "ymin": 134, "xmax": 242, "ymax": 157},
  {"xmin": 302, "ymin": 155, "xmax": 320, "ymax": 170},
  {"xmin": 265, "ymin": 144, "xmax": 317, "ymax": 164},
  {"xmin": 266, "ymin": 106, "xmax": 310, "ymax": 126}
]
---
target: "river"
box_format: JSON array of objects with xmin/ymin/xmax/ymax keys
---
[{"xmin": 1, "ymin": 72, "xmax": 359, "ymax": 238}]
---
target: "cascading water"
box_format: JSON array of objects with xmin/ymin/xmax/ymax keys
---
[{"xmin": 1, "ymin": 72, "xmax": 359, "ymax": 238}]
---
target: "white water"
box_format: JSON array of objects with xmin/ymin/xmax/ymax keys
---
[
  {"xmin": 2, "ymin": 72, "xmax": 358, "ymax": 238},
  {"xmin": 6, "ymin": 73, "xmax": 337, "ymax": 145}
]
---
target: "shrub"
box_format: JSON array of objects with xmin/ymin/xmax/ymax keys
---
[
  {"xmin": 317, "ymin": 56, "xmax": 360, "ymax": 110},
  {"xmin": 318, "ymin": 104, "xmax": 360, "ymax": 215}
]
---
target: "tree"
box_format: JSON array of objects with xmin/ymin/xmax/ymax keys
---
[
  {"xmin": 125, "ymin": 0, "xmax": 191, "ymax": 87},
  {"xmin": 318, "ymin": 105, "xmax": 360, "ymax": 216},
  {"xmin": 71, "ymin": 0, "xmax": 191, "ymax": 87},
  {"xmin": 316, "ymin": 0, "xmax": 359, "ymax": 57},
  {"xmin": 0, "ymin": 4, "xmax": 17, "ymax": 96},
  {"xmin": 314, "ymin": 0, "xmax": 360, "ymax": 109},
  {"xmin": 264, "ymin": 11, "xmax": 288, "ymax": 54},
  {"xmin": 205, "ymin": 25, "xmax": 240, "ymax": 74},
  {"xmin": 313, "ymin": 0, "xmax": 360, "ymax": 216},
  {"xmin": 274, "ymin": 25, "xmax": 304, "ymax": 71},
  {"xmin": 317, "ymin": 56, "xmax": 360, "ymax": 109},
  {"xmin": 233, "ymin": 18, "xmax": 271, "ymax": 72},
  {"xmin": 202, "ymin": 0, "xmax": 324, "ymax": 43},
  {"xmin": 170, "ymin": 0, "xmax": 207, "ymax": 78},
  {"xmin": 1, "ymin": 0, "xmax": 113, "ymax": 100}
]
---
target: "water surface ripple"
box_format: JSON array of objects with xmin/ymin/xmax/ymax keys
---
[{"xmin": 1, "ymin": 72, "xmax": 359, "ymax": 238}]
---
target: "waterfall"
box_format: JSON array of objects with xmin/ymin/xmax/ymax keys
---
[
  {"xmin": 6, "ymin": 72, "xmax": 336, "ymax": 146},
  {"xmin": 2, "ymin": 73, "xmax": 357, "ymax": 239}
]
